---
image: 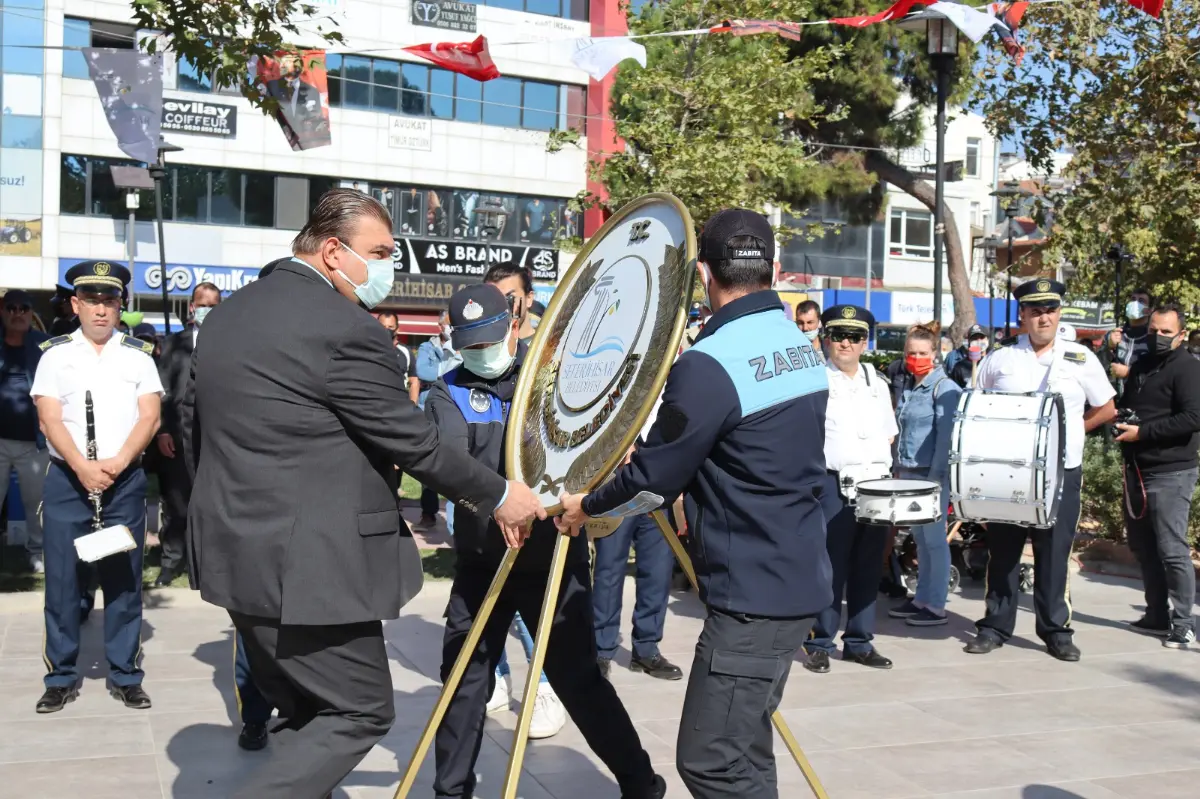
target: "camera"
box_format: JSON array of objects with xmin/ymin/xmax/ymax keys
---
[{"xmin": 1113, "ymin": 407, "xmax": 1140, "ymax": 426}]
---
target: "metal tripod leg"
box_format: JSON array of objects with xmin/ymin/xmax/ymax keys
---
[
  {"xmin": 393, "ymin": 547, "xmax": 519, "ymax": 799},
  {"xmin": 501, "ymin": 533, "xmax": 570, "ymax": 799},
  {"xmin": 649, "ymin": 510, "xmax": 829, "ymax": 799}
]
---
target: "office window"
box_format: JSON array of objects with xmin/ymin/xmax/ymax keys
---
[
  {"xmin": 3, "ymin": 10, "xmax": 45, "ymax": 75},
  {"xmin": 372, "ymin": 59, "xmax": 400, "ymax": 113},
  {"xmin": 325, "ymin": 54, "xmax": 343, "ymax": 106},
  {"xmin": 487, "ymin": 0, "xmax": 524, "ymax": 9},
  {"xmin": 889, "ymin": 209, "xmax": 933, "ymax": 258},
  {"xmin": 61, "ymin": 18, "xmax": 137, "ymax": 79},
  {"xmin": 210, "ymin": 169, "xmax": 242, "ymax": 225},
  {"xmin": 245, "ymin": 173, "xmax": 276, "ymax": 227},
  {"xmin": 970, "ymin": 201, "xmax": 982, "ymax": 227},
  {"xmin": 400, "ymin": 64, "xmax": 429, "ymax": 116},
  {"xmin": 342, "ymin": 56, "xmax": 371, "ymax": 109},
  {"xmin": 398, "ymin": 188, "xmax": 424, "ymax": 235},
  {"xmin": 430, "ymin": 69, "xmax": 454, "ymax": 120},
  {"xmin": 525, "ymin": 0, "xmax": 562, "ymax": 15},
  {"xmin": 178, "ymin": 58, "xmax": 213, "ymax": 93},
  {"xmin": 60, "ymin": 156, "xmax": 88, "ymax": 215},
  {"xmin": 308, "ymin": 176, "xmax": 338, "ymax": 215},
  {"xmin": 523, "ymin": 82, "xmax": 558, "ymax": 131},
  {"xmin": 563, "ymin": 85, "xmax": 586, "ymax": 133},
  {"xmin": 456, "ymin": 76, "xmax": 483, "ymax": 123},
  {"xmin": 966, "ymin": 137, "xmax": 982, "ymax": 178},
  {"xmin": 174, "ymin": 166, "xmax": 209, "ymax": 223},
  {"xmin": 483, "ymin": 78, "xmax": 522, "ymax": 128},
  {"xmin": 0, "ymin": 116, "xmax": 41, "ymax": 148}
]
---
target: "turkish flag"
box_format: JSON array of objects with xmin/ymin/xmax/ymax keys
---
[
  {"xmin": 831, "ymin": 0, "xmax": 932, "ymax": 28},
  {"xmin": 1126, "ymin": 0, "xmax": 1163, "ymax": 16},
  {"xmin": 404, "ymin": 35, "xmax": 501, "ymax": 82}
]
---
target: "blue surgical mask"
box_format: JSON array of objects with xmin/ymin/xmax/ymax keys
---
[
  {"xmin": 1126, "ymin": 300, "xmax": 1147, "ymax": 321},
  {"xmin": 193, "ymin": 306, "xmax": 212, "ymax": 327},
  {"xmin": 336, "ymin": 243, "xmax": 393, "ymax": 310},
  {"xmin": 461, "ymin": 331, "xmax": 515, "ymax": 379}
]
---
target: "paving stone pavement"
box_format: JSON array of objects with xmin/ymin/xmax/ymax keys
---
[{"xmin": 0, "ymin": 567, "xmax": 1197, "ymax": 799}]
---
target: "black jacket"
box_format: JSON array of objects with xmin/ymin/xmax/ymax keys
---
[
  {"xmin": 157, "ymin": 329, "xmax": 194, "ymax": 440},
  {"xmin": 584, "ymin": 291, "xmax": 832, "ymax": 618},
  {"xmin": 425, "ymin": 341, "xmax": 586, "ymax": 573},
  {"xmin": 185, "ymin": 260, "xmax": 508, "ymax": 625},
  {"xmin": 1120, "ymin": 345, "xmax": 1200, "ymax": 473}
]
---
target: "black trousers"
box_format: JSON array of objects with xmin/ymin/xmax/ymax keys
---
[
  {"xmin": 677, "ymin": 608, "xmax": 813, "ymax": 799},
  {"xmin": 229, "ymin": 612, "xmax": 395, "ymax": 799},
  {"xmin": 807, "ymin": 495, "xmax": 887, "ymax": 656},
  {"xmin": 156, "ymin": 438, "xmax": 191, "ymax": 572},
  {"xmin": 976, "ymin": 466, "xmax": 1083, "ymax": 645},
  {"xmin": 434, "ymin": 558, "xmax": 655, "ymax": 799}
]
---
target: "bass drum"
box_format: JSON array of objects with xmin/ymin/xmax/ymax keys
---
[{"xmin": 949, "ymin": 390, "xmax": 1065, "ymax": 528}]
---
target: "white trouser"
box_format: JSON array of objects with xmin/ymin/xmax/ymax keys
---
[{"xmin": 0, "ymin": 439, "xmax": 49, "ymax": 554}]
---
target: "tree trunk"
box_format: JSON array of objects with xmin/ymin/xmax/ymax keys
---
[{"xmin": 864, "ymin": 151, "xmax": 977, "ymax": 343}]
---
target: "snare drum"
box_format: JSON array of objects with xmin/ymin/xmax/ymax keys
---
[
  {"xmin": 949, "ymin": 390, "xmax": 1065, "ymax": 527},
  {"xmin": 854, "ymin": 479, "xmax": 942, "ymax": 527}
]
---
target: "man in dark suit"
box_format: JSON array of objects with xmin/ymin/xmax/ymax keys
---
[
  {"xmin": 186, "ymin": 188, "xmax": 544, "ymax": 798},
  {"xmin": 153, "ymin": 281, "xmax": 221, "ymax": 586}
]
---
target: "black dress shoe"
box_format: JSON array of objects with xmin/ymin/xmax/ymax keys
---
[
  {"xmin": 110, "ymin": 684, "xmax": 152, "ymax": 709},
  {"xmin": 1047, "ymin": 640, "xmax": 1081, "ymax": 662},
  {"xmin": 803, "ymin": 650, "xmax": 830, "ymax": 673},
  {"xmin": 598, "ymin": 657, "xmax": 612, "ymax": 679},
  {"xmin": 622, "ymin": 773, "xmax": 666, "ymax": 799},
  {"xmin": 153, "ymin": 567, "xmax": 177, "ymax": 587},
  {"xmin": 630, "ymin": 653, "xmax": 683, "ymax": 681},
  {"xmin": 238, "ymin": 721, "xmax": 269, "ymax": 751},
  {"xmin": 844, "ymin": 649, "xmax": 893, "ymax": 669},
  {"xmin": 964, "ymin": 633, "xmax": 1002, "ymax": 655},
  {"xmin": 36, "ymin": 686, "xmax": 78, "ymax": 714}
]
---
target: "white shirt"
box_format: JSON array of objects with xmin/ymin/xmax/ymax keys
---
[
  {"xmin": 30, "ymin": 332, "xmax": 164, "ymax": 461},
  {"xmin": 823, "ymin": 361, "xmax": 898, "ymax": 472},
  {"xmin": 975, "ymin": 334, "xmax": 1115, "ymax": 469}
]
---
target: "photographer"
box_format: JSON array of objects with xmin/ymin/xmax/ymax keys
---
[{"xmin": 1115, "ymin": 303, "xmax": 1200, "ymax": 650}]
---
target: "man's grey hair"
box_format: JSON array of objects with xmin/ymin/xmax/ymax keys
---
[{"xmin": 293, "ymin": 188, "xmax": 393, "ymax": 255}]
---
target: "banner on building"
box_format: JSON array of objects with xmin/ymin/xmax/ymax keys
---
[
  {"xmin": 162, "ymin": 99, "xmax": 238, "ymax": 138},
  {"xmin": 1, "ymin": 148, "xmax": 44, "ymax": 257},
  {"xmin": 393, "ymin": 236, "xmax": 559, "ymax": 281},
  {"xmin": 388, "ymin": 116, "xmax": 432, "ymax": 151},
  {"xmin": 890, "ymin": 290, "xmax": 956, "ymax": 326},
  {"xmin": 57, "ymin": 259, "xmax": 261, "ymax": 296},
  {"xmin": 85, "ymin": 48, "xmax": 163, "ymax": 164},
  {"xmin": 256, "ymin": 50, "xmax": 332, "ymax": 151},
  {"xmin": 411, "ymin": 0, "xmax": 478, "ymax": 33},
  {"xmin": 1059, "ymin": 299, "xmax": 1115, "ymax": 330}
]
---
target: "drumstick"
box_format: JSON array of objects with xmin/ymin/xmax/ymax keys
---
[{"xmin": 947, "ymin": 520, "xmax": 962, "ymax": 543}]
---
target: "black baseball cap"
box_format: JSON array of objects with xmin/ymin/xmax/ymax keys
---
[
  {"xmin": 449, "ymin": 284, "xmax": 512, "ymax": 349},
  {"xmin": 967, "ymin": 324, "xmax": 986, "ymax": 339},
  {"xmin": 132, "ymin": 323, "xmax": 158, "ymax": 342},
  {"xmin": 698, "ymin": 209, "xmax": 775, "ymax": 264},
  {"xmin": 4, "ymin": 289, "xmax": 32, "ymax": 307}
]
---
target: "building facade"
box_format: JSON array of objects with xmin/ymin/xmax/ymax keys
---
[{"xmin": 1, "ymin": 0, "xmax": 599, "ymax": 336}]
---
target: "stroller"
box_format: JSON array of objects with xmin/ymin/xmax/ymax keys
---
[{"xmin": 885, "ymin": 503, "xmax": 1034, "ymax": 597}]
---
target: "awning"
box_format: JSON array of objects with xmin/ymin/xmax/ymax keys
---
[{"xmin": 395, "ymin": 311, "xmax": 440, "ymax": 336}]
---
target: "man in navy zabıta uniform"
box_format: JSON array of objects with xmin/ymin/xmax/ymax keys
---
[
  {"xmin": 30, "ymin": 259, "xmax": 163, "ymax": 713},
  {"xmin": 560, "ymin": 208, "xmax": 833, "ymax": 799}
]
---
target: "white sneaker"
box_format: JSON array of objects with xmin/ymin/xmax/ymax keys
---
[
  {"xmin": 527, "ymin": 684, "xmax": 566, "ymax": 739},
  {"xmin": 29, "ymin": 555, "xmax": 44, "ymax": 575},
  {"xmin": 486, "ymin": 673, "xmax": 512, "ymax": 713}
]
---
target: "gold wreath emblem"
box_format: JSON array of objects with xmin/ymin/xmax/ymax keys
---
[
  {"xmin": 1037, "ymin": 279, "xmax": 1050, "ymax": 292},
  {"xmin": 841, "ymin": 307, "xmax": 855, "ymax": 319},
  {"xmin": 94, "ymin": 262, "xmax": 111, "ymax": 276}
]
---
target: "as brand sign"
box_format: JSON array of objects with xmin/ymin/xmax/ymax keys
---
[{"xmin": 162, "ymin": 99, "xmax": 238, "ymax": 138}]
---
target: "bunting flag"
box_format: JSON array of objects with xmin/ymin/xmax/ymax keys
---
[
  {"xmin": 84, "ymin": 48, "xmax": 163, "ymax": 164},
  {"xmin": 568, "ymin": 37, "xmax": 647, "ymax": 81},
  {"xmin": 929, "ymin": 2, "xmax": 1005, "ymax": 42},
  {"xmin": 1126, "ymin": 0, "xmax": 1163, "ymax": 16},
  {"xmin": 709, "ymin": 18, "xmax": 807, "ymax": 41},
  {"xmin": 405, "ymin": 35, "xmax": 501, "ymax": 82},
  {"xmin": 831, "ymin": 0, "xmax": 930, "ymax": 28},
  {"xmin": 990, "ymin": 2, "xmax": 1030, "ymax": 64}
]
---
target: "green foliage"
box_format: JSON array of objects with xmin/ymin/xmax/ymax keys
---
[
  {"xmin": 131, "ymin": 0, "xmax": 345, "ymax": 116},
  {"xmin": 600, "ymin": 0, "xmax": 875, "ymax": 227},
  {"xmin": 861, "ymin": 349, "xmax": 897, "ymax": 370},
  {"xmin": 978, "ymin": 2, "xmax": 1200, "ymax": 298}
]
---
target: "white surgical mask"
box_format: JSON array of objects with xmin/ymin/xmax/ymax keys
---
[
  {"xmin": 460, "ymin": 331, "xmax": 515, "ymax": 379},
  {"xmin": 441, "ymin": 324, "xmax": 453, "ymax": 340},
  {"xmin": 803, "ymin": 328, "xmax": 819, "ymax": 343},
  {"xmin": 336, "ymin": 243, "xmax": 393, "ymax": 310},
  {"xmin": 193, "ymin": 306, "xmax": 212, "ymax": 326},
  {"xmin": 1126, "ymin": 300, "xmax": 1147, "ymax": 321}
]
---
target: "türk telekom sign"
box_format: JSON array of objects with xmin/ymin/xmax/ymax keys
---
[
  {"xmin": 161, "ymin": 99, "xmax": 238, "ymax": 138},
  {"xmin": 392, "ymin": 237, "xmax": 559, "ymax": 281}
]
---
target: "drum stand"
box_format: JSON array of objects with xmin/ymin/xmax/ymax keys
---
[{"xmin": 394, "ymin": 513, "xmax": 829, "ymax": 799}]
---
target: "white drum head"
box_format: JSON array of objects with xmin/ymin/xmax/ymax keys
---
[{"xmin": 856, "ymin": 479, "xmax": 939, "ymax": 496}]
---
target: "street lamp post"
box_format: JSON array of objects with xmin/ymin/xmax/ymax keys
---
[
  {"xmin": 148, "ymin": 140, "xmax": 183, "ymax": 334},
  {"xmin": 927, "ymin": 18, "xmax": 957, "ymax": 328},
  {"xmin": 990, "ymin": 180, "xmax": 1025, "ymax": 336},
  {"xmin": 983, "ymin": 234, "xmax": 1000, "ymax": 334},
  {"xmin": 110, "ymin": 166, "xmax": 156, "ymax": 310}
]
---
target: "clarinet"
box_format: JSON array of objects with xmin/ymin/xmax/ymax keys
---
[{"xmin": 85, "ymin": 390, "xmax": 102, "ymax": 532}]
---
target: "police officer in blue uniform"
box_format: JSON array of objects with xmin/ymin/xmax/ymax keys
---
[
  {"xmin": 30, "ymin": 259, "xmax": 163, "ymax": 713},
  {"xmin": 560, "ymin": 208, "xmax": 832, "ymax": 799}
]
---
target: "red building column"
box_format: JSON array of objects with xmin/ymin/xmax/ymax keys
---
[{"xmin": 584, "ymin": 0, "xmax": 628, "ymax": 238}]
